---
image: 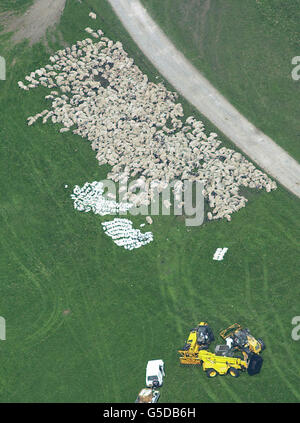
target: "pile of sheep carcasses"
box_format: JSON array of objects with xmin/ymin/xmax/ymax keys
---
[
  {"xmin": 102, "ymin": 218, "xmax": 153, "ymax": 250},
  {"xmin": 71, "ymin": 181, "xmax": 133, "ymax": 215},
  {"xmin": 18, "ymin": 14, "xmax": 277, "ymax": 222}
]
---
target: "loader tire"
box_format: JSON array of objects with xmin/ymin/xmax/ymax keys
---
[
  {"xmin": 228, "ymin": 367, "xmax": 240, "ymax": 378},
  {"xmin": 206, "ymin": 369, "xmax": 218, "ymax": 378}
]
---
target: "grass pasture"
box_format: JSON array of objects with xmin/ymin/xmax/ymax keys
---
[
  {"xmin": 0, "ymin": 0, "xmax": 33, "ymax": 13},
  {"xmin": 0, "ymin": 0, "xmax": 299, "ymax": 403}
]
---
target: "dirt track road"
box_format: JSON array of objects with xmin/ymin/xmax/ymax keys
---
[
  {"xmin": 108, "ymin": 0, "xmax": 300, "ymax": 198},
  {"xmin": 3, "ymin": 0, "xmax": 66, "ymax": 45}
]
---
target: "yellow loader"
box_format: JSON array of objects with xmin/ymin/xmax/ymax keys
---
[
  {"xmin": 219, "ymin": 323, "xmax": 265, "ymax": 355},
  {"xmin": 181, "ymin": 321, "xmax": 215, "ymax": 352},
  {"xmin": 179, "ymin": 324, "xmax": 263, "ymax": 378}
]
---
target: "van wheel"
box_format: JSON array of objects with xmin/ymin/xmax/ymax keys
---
[
  {"xmin": 206, "ymin": 368, "xmax": 218, "ymax": 378},
  {"xmin": 228, "ymin": 367, "xmax": 239, "ymax": 378}
]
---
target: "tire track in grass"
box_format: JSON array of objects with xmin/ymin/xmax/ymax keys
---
[
  {"xmin": 0, "ymin": 226, "xmax": 45, "ymax": 296},
  {"xmin": 164, "ymin": 284, "xmax": 186, "ymax": 339},
  {"xmin": 261, "ymin": 259, "xmax": 297, "ymax": 364},
  {"xmin": 267, "ymin": 214, "xmax": 299, "ymax": 250},
  {"xmin": 70, "ymin": 303, "xmax": 112, "ymax": 401},
  {"xmin": 243, "ymin": 259, "xmax": 259, "ymax": 321},
  {"xmin": 86, "ymin": 311, "xmax": 117, "ymax": 401},
  {"xmin": 62, "ymin": 298, "xmax": 100, "ymax": 377},
  {"xmin": 24, "ymin": 150, "xmax": 78, "ymax": 220},
  {"xmin": 252, "ymin": 225, "xmax": 290, "ymax": 251},
  {"xmin": 79, "ymin": 274, "xmax": 121, "ymax": 402},
  {"xmin": 158, "ymin": 254, "xmax": 206, "ymax": 339},
  {"xmin": 0, "ymin": 294, "xmax": 64, "ymax": 398},
  {"xmin": 155, "ymin": 243, "xmax": 187, "ymax": 339},
  {"xmin": 239, "ymin": 48, "xmax": 269, "ymax": 112},
  {"xmin": 146, "ymin": 308, "xmax": 156, "ymax": 357},
  {"xmin": 133, "ymin": 253, "xmax": 158, "ymax": 359},
  {"xmin": 175, "ymin": 357, "xmax": 219, "ymax": 403},
  {"xmin": 180, "ymin": 255, "xmax": 205, "ymax": 325},
  {"xmin": 217, "ymin": 376, "xmax": 242, "ymax": 403},
  {"xmin": 121, "ymin": 276, "xmax": 156, "ymax": 389},
  {"xmin": 124, "ymin": 245, "xmax": 157, "ymax": 353},
  {"xmin": 244, "ymin": 259, "xmax": 300, "ymax": 401},
  {"xmin": 117, "ymin": 275, "xmax": 155, "ymax": 370},
  {"xmin": 22, "ymin": 297, "xmax": 64, "ymax": 348},
  {"xmin": 0, "ymin": 231, "xmax": 64, "ymax": 396},
  {"xmin": 15, "ymin": 261, "xmax": 64, "ymax": 349},
  {"xmin": 157, "ymin": 272, "xmax": 183, "ymax": 342},
  {"xmin": 0, "ymin": 218, "xmax": 66, "ymax": 350},
  {"xmin": 262, "ymin": 258, "xmax": 300, "ymax": 393},
  {"xmin": 0, "ymin": 239, "xmax": 58, "ymax": 342},
  {"xmin": 179, "ymin": 254, "xmax": 230, "ymax": 329},
  {"xmin": 174, "ymin": 246, "xmax": 222, "ymax": 325},
  {"xmin": 62, "ymin": 317, "xmax": 109, "ymax": 401}
]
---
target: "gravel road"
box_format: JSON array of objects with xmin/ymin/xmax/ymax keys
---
[{"xmin": 3, "ymin": 0, "xmax": 66, "ymax": 45}]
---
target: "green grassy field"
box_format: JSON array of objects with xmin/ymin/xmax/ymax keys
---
[
  {"xmin": 0, "ymin": 0, "xmax": 299, "ymax": 402},
  {"xmin": 141, "ymin": 0, "xmax": 300, "ymax": 162},
  {"xmin": 0, "ymin": 0, "xmax": 33, "ymax": 13}
]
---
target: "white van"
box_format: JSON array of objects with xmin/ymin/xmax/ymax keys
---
[{"xmin": 146, "ymin": 359, "xmax": 165, "ymax": 387}]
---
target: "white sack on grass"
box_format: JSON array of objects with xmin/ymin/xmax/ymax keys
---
[{"xmin": 213, "ymin": 248, "xmax": 228, "ymax": 261}]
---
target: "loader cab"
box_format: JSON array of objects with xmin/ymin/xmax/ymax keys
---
[
  {"xmin": 234, "ymin": 329, "xmax": 263, "ymax": 354},
  {"xmin": 146, "ymin": 360, "xmax": 165, "ymax": 387},
  {"xmin": 196, "ymin": 323, "xmax": 215, "ymax": 348},
  {"xmin": 220, "ymin": 324, "xmax": 265, "ymax": 355}
]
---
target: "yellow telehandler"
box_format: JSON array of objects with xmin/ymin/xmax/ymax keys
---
[{"xmin": 179, "ymin": 323, "xmax": 263, "ymax": 378}]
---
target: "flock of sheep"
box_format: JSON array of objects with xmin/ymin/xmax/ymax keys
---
[{"xmin": 18, "ymin": 12, "xmax": 277, "ymax": 222}]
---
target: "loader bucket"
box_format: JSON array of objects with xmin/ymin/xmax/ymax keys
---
[{"xmin": 247, "ymin": 353, "xmax": 263, "ymax": 376}]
